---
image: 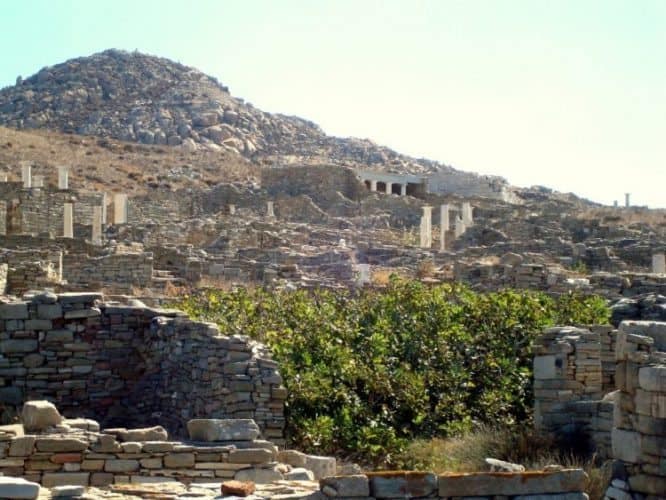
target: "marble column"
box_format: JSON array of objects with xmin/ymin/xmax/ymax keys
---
[
  {"xmin": 420, "ymin": 206, "xmax": 433, "ymax": 248},
  {"xmin": 462, "ymin": 202, "xmax": 473, "ymax": 225},
  {"xmin": 370, "ymin": 180, "xmax": 377, "ymax": 192},
  {"xmin": 400, "ymin": 184, "xmax": 407, "ymax": 196},
  {"xmin": 58, "ymin": 166, "xmax": 69, "ymax": 190},
  {"xmin": 229, "ymin": 204, "xmax": 236, "ymax": 215},
  {"xmin": 454, "ymin": 217, "xmax": 466, "ymax": 239},
  {"xmin": 63, "ymin": 203, "xmax": 73, "ymax": 238},
  {"xmin": 113, "ymin": 193, "xmax": 128, "ymax": 224},
  {"xmin": 652, "ymin": 253, "xmax": 666, "ymax": 274},
  {"xmin": 440, "ymin": 204, "xmax": 449, "ymax": 251},
  {"xmin": 625, "ymin": 193, "xmax": 631, "ymax": 207},
  {"xmin": 266, "ymin": 201, "xmax": 275, "ymax": 217},
  {"xmin": 21, "ymin": 163, "xmax": 31, "ymax": 188},
  {"xmin": 92, "ymin": 206, "xmax": 103, "ymax": 245}
]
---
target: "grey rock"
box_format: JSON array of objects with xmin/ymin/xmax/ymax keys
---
[{"xmin": 187, "ymin": 419, "xmax": 260, "ymax": 442}]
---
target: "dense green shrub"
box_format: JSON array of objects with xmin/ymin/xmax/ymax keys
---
[{"xmin": 173, "ymin": 280, "xmax": 609, "ymax": 464}]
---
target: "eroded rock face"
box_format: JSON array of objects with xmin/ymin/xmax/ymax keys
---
[{"xmin": 0, "ymin": 49, "xmax": 509, "ymax": 187}]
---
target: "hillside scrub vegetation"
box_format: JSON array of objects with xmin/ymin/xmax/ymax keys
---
[{"xmin": 173, "ymin": 280, "xmax": 610, "ymax": 464}]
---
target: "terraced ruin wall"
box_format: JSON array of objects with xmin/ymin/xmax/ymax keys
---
[
  {"xmin": 0, "ymin": 293, "xmax": 285, "ymax": 443},
  {"xmin": 534, "ymin": 321, "xmax": 666, "ymax": 497}
]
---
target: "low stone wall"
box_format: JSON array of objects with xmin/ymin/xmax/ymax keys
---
[
  {"xmin": 318, "ymin": 470, "xmax": 588, "ymax": 499},
  {"xmin": 0, "ymin": 293, "xmax": 285, "ymax": 441},
  {"xmin": 62, "ymin": 252, "xmax": 154, "ymax": 289},
  {"xmin": 611, "ymin": 320, "xmax": 666, "ymax": 497},
  {"xmin": 0, "ymin": 402, "xmax": 325, "ymax": 489}
]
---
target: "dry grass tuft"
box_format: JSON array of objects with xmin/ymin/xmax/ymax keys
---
[{"xmin": 397, "ymin": 427, "xmax": 611, "ymax": 500}]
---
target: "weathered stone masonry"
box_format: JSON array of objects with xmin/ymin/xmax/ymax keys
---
[{"xmin": 0, "ymin": 293, "xmax": 285, "ymax": 443}]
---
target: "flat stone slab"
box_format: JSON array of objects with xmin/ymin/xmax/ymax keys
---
[
  {"xmin": 437, "ymin": 469, "xmax": 587, "ymax": 497},
  {"xmin": 187, "ymin": 419, "xmax": 261, "ymax": 442},
  {"xmin": 0, "ymin": 476, "xmax": 40, "ymax": 499},
  {"xmin": 367, "ymin": 471, "xmax": 437, "ymax": 498},
  {"xmin": 320, "ymin": 475, "xmax": 370, "ymax": 497}
]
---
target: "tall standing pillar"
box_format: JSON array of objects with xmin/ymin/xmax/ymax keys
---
[
  {"xmin": 625, "ymin": 193, "xmax": 631, "ymax": 208},
  {"xmin": 266, "ymin": 201, "xmax": 275, "ymax": 217},
  {"xmin": 370, "ymin": 180, "xmax": 377, "ymax": 192},
  {"xmin": 440, "ymin": 204, "xmax": 449, "ymax": 251},
  {"xmin": 400, "ymin": 184, "xmax": 407, "ymax": 196},
  {"xmin": 462, "ymin": 202, "xmax": 473, "ymax": 225},
  {"xmin": 454, "ymin": 217, "xmax": 466, "ymax": 239},
  {"xmin": 113, "ymin": 193, "xmax": 128, "ymax": 224},
  {"xmin": 100, "ymin": 193, "xmax": 107, "ymax": 224},
  {"xmin": 63, "ymin": 203, "xmax": 73, "ymax": 238},
  {"xmin": 652, "ymin": 253, "xmax": 666, "ymax": 274},
  {"xmin": 420, "ymin": 206, "xmax": 433, "ymax": 248},
  {"xmin": 58, "ymin": 166, "xmax": 69, "ymax": 190},
  {"xmin": 21, "ymin": 163, "xmax": 31, "ymax": 188},
  {"xmin": 91, "ymin": 206, "xmax": 103, "ymax": 245}
]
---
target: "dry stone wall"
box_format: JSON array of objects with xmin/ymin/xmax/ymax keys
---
[
  {"xmin": 533, "ymin": 326, "xmax": 613, "ymax": 459},
  {"xmin": 611, "ymin": 320, "xmax": 666, "ymax": 497},
  {"xmin": 62, "ymin": 252, "xmax": 154, "ymax": 290},
  {"xmin": 0, "ymin": 292, "xmax": 285, "ymax": 441}
]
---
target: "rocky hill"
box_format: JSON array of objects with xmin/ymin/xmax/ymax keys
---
[{"xmin": 0, "ymin": 49, "xmax": 483, "ymax": 179}]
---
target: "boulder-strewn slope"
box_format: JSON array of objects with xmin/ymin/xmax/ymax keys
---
[{"xmin": 0, "ymin": 49, "xmax": 472, "ymax": 178}]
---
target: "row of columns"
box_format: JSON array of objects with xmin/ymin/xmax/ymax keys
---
[
  {"xmin": 367, "ymin": 179, "xmax": 408, "ymax": 196},
  {"xmin": 60, "ymin": 193, "xmax": 127, "ymax": 243},
  {"xmin": 19, "ymin": 164, "xmax": 70, "ymax": 190},
  {"xmin": 420, "ymin": 202, "xmax": 473, "ymax": 250}
]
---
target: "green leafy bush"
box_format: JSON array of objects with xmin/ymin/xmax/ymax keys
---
[{"xmin": 174, "ymin": 281, "xmax": 609, "ymax": 464}]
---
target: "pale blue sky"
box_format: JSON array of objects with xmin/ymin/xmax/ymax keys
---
[{"xmin": 2, "ymin": 0, "xmax": 665, "ymax": 207}]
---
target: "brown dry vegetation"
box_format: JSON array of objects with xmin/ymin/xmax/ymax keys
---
[
  {"xmin": 0, "ymin": 126, "xmax": 258, "ymax": 195},
  {"xmin": 398, "ymin": 428, "xmax": 611, "ymax": 500}
]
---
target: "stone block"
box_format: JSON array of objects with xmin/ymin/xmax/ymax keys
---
[
  {"xmin": 139, "ymin": 457, "xmax": 162, "ymax": 469},
  {"xmin": 235, "ymin": 467, "xmax": 284, "ymax": 484},
  {"xmin": 0, "ymin": 476, "xmax": 40, "ymax": 499},
  {"xmin": 187, "ymin": 419, "xmax": 260, "ymax": 441},
  {"xmin": 227, "ymin": 448, "xmax": 273, "ymax": 464},
  {"xmin": 141, "ymin": 441, "xmax": 174, "ymax": 453},
  {"xmin": 437, "ymin": 469, "xmax": 587, "ymax": 497},
  {"xmin": 22, "ymin": 401, "xmax": 62, "ymax": 431},
  {"xmin": 0, "ymin": 303, "xmax": 29, "ymax": 320},
  {"xmin": 9, "ymin": 436, "xmax": 36, "ymax": 456},
  {"xmin": 628, "ymin": 473, "xmax": 666, "ymax": 495},
  {"xmin": 221, "ymin": 480, "xmax": 256, "ymax": 496},
  {"xmin": 80, "ymin": 460, "xmax": 104, "ymax": 471},
  {"xmin": 51, "ymin": 486, "xmax": 85, "ymax": 498},
  {"xmin": 533, "ymin": 355, "xmax": 558, "ymax": 379},
  {"xmin": 90, "ymin": 473, "xmax": 114, "ymax": 487},
  {"xmin": 284, "ymin": 468, "xmax": 316, "ymax": 481},
  {"xmin": 1, "ymin": 340, "xmax": 38, "ymax": 353},
  {"xmin": 35, "ymin": 438, "xmax": 88, "ymax": 452},
  {"xmin": 163, "ymin": 453, "xmax": 195, "ymax": 468},
  {"xmin": 368, "ymin": 471, "xmax": 437, "ymax": 498},
  {"xmin": 638, "ymin": 365, "xmax": 666, "ymax": 392},
  {"xmin": 104, "ymin": 459, "xmax": 140, "ymax": 472},
  {"xmin": 44, "ymin": 330, "xmax": 73, "ymax": 343},
  {"xmin": 320, "ymin": 475, "xmax": 370, "ymax": 497},
  {"xmin": 41, "ymin": 473, "xmax": 89, "ymax": 487},
  {"xmin": 304, "ymin": 454, "xmax": 337, "ymax": 479},
  {"xmin": 37, "ymin": 303, "xmax": 62, "ymax": 319},
  {"xmin": 118, "ymin": 426, "xmax": 168, "ymax": 442}
]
